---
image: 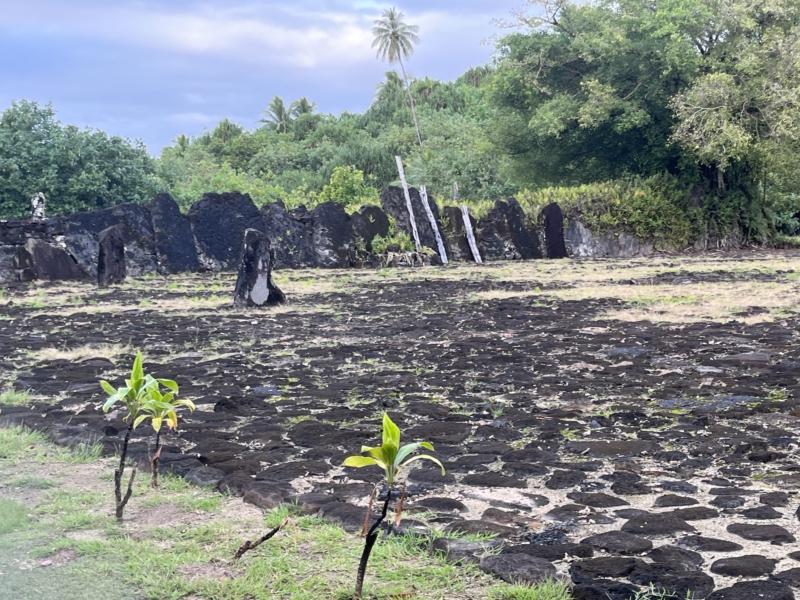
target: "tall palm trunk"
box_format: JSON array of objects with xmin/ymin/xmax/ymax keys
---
[{"xmin": 398, "ymin": 58, "xmax": 423, "ymax": 148}]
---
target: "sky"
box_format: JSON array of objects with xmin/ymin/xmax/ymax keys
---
[{"xmin": 0, "ymin": 1, "xmax": 522, "ymax": 154}]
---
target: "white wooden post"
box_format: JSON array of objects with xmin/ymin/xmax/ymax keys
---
[
  {"xmin": 395, "ymin": 156, "xmax": 422, "ymax": 253},
  {"xmin": 461, "ymin": 205, "xmax": 482, "ymax": 264},
  {"xmin": 419, "ymin": 185, "xmax": 448, "ymax": 264}
]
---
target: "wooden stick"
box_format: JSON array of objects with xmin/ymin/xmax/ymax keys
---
[
  {"xmin": 419, "ymin": 186, "xmax": 448, "ymax": 264},
  {"xmin": 394, "ymin": 482, "xmax": 407, "ymax": 528},
  {"xmin": 360, "ymin": 484, "xmax": 378, "ymax": 537},
  {"xmin": 234, "ymin": 517, "xmax": 290, "ymax": 559},
  {"xmin": 395, "ymin": 156, "xmax": 422, "ymax": 253},
  {"xmin": 461, "ymin": 205, "xmax": 483, "ymax": 264}
]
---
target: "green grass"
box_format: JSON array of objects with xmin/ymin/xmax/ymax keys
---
[
  {"xmin": 0, "ymin": 388, "xmax": 32, "ymax": 406},
  {"xmin": 0, "ymin": 498, "xmax": 29, "ymax": 534},
  {"xmin": 0, "ymin": 425, "xmax": 48, "ymax": 459},
  {"xmin": 9, "ymin": 476, "xmax": 57, "ymax": 489},
  {"xmin": 488, "ymin": 580, "xmax": 572, "ymax": 600}
]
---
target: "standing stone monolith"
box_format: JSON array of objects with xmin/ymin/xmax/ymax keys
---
[
  {"xmin": 30, "ymin": 193, "xmax": 46, "ymax": 221},
  {"xmin": 233, "ymin": 229, "xmax": 286, "ymax": 308},
  {"xmin": 540, "ymin": 202, "xmax": 568, "ymax": 258},
  {"xmin": 97, "ymin": 225, "xmax": 126, "ymax": 288}
]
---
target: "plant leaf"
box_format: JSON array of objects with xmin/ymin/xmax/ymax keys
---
[
  {"xmin": 157, "ymin": 379, "xmax": 179, "ymax": 392},
  {"xmin": 133, "ymin": 414, "xmax": 148, "ymax": 428},
  {"xmin": 395, "ymin": 442, "xmax": 424, "ymax": 466},
  {"xmin": 399, "ymin": 454, "xmax": 446, "ymax": 476},
  {"xmin": 382, "ymin": 412, "xmax": 401, "ymax": 449},
  {"xmin": 100, "ymin": 380, "xmax": 117, "ymax": 396},
  {"xmin": 342, "ymin": 456, "xmax": 378, "ymax": 468}
]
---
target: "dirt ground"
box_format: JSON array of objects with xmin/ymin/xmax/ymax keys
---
[{"xmin": 1, "ymin": 250, "xmax": 800, "ymax": 598}]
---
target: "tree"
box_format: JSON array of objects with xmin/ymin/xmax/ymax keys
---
[
  {"xmin": 0, "ymin": 100, "xmax": 160, "ymax": 218},
  {"xmin": 289, "ymin": 97, "xmax": 317, "ymax": 117},
  {"xmin": 372, "ymin": 7, "xmax": 423, "ymax": 147},
  {"xmin": 260, "ymin": 96, "xmax": 292, "ymax": 133}
]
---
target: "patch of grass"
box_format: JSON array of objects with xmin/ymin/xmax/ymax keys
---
[
  {"xmin": 488, "ymin": 580, "xmax": 572, "ymax": 600},
  {"xmin": 9, "ymin": 476, "xmax": 57, "ymax": 489},
  {"xmin": 26, "ymin": 343, "xmax": 134, "ymax": 365},
  {"xmin": 56, "ymin": 442, "xmax": 104, "ymax": 464},
  {"xmin": 0, "ymin": 388, "xmax": 32, "ymax": 406},
  {"xmin": 0, "ymin": 498, "xmax": 29, "ymax": 534},
  {"xmin": 0, "ymin": 425, "xmax": 48, "ymax": 459}
]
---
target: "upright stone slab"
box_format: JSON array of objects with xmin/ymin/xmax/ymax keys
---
[
  {"xmin": 380, "ymin": 186, "xmax": 451, "ymax": 261},
  {"xmin": 311, "ymin": 202, "xmax": 354, "ymax": 268},
  {"xmin": 500, "ymin": 198, "xmax": 542, "ymax": 259},
  {"xmin": 233, "ymin": 229, "xmax": 286, "ymax": 308},
  {"xmin": 441, "ymin": 206, "xmax": 473, "ymax": 261},
  {"xmin": 64, "ymin": 203, "xmax": 158, "ymax": 277},
  {"xmin": 148, "ymin": 193, "xmax": 200, "ymax": 274},
  {"xmin": 24, "ymin": 238, "xmax": 83, "ymax": 281},
  {"xmin": 97, "ymin": 225, "xmax": 126, "ymax": 288},
  {"xmin": 540, "ymin": 202, "xmax": 568, "ymax": 258},
  {"xmin": 260, "ymin": 201, "xmax": 316, "ymax": 269},
  {"xmin": 350, "ymin": 204, "xmax": 390, "ymax": 252},
  {"xmin": 0, "ymin": 244, "xmax": 35, "ymax": 284},
  {"xmin": 188, "ymin": 192, "xmax": 265, "ymax": 271}
]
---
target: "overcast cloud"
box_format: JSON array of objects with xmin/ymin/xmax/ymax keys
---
[{"xmin": 0, "ymin": 1, "xmax": 520, "ymax": 153}]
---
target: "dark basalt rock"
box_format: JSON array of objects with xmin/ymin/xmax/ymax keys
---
[
  {"xmin": 440, "ymin": 205, "xmax": 477, "ymax": 261},
  {"xmin": 546, "ymin": 470, "xmax": 587, "ymax": 489},
  {"xmin": 581, "ymin": 531, "xmax": 653, "ymax": 555},
  {"xmin": 232, "ymin": 229, "xmax": 286, "ymax": 308},
  {"xmin": 727, "ymin": 523, "xmax": 796, "ymax": 544},
  {"xmin": 147, "ymin": 192, "xmax": 199, "ymax": 274},
  {"xmin": 646, "ymin": 545, "xmax": 704, "ymax": 571},
  {"xmin": 706, "ymin": 580, "xmax": 794, "ymax": 600},
  {"xmin": 654, "ymin": 494, "xmax": 698, "ymax": 508},
  {"xmin": 503, "ymin": 543, "xmax": 593, "ymax": 561},
  {"xmin": 480, "ymin": 553, "xmax": 556, "ymax": 584},
  {"xmin": 621, "ymin": 515, "xmax": 695, "ymax": 536},
  {"xmin": 476, "ymin": 198, "xmax": 541, "ymax": 261},
  {"xmin": 97, "ymin": 225, "xmax": 125, "ymax": 288},
  {"xmin": 741, "ymin": 506, "xmax": 783, "ymax": 520},
  {"xmin": 570, "ymin": 557, "xmax": 640, "ymax": 582},
  {"xmin": 24, "ymin": 238, "xmax": 83, "ymax": 281},
  {"xmin": 350, "ymin": 204, "xmax": 390, "ymax": 253},
  {"xmin": 311, "ymin": 202, "xmax": 354, "ymax": 268},
  {"xmin": 188, "ymin": 191, "xmax": 265, "ymax": 271},
  {"xmin": 711, "ymin": 555, "xmax": 777, "ymax": 577},
  {"xmin": 0, "ymin": 243, "xmax": 35, "ymax": 283},
  {"xmin": 64, "ymin": 202, "xmax": 158, "ymax": 276},
  {"xmin": 711, "ymin": 495, "xmax": 747, "ymax": 509},
  {"xmin": 183, "ymin": 466, "xmax": 226, "ymax": 487},
  {"xmin": 773, "ymin": 568, "xmax": 800, "ymax": 587},
  {"xmin": 461, "ymin": 472, "xmax": 526, "ymax": 488},
  {"xmin": 379, "ymin": 186, "xmax": 450, "ymax": 260},
  {"xmin": 676, "ymin": 536, "xmax": 743, "ymax": 552},
  {"xmin": 260, "ymin": 201, "xmax": 316, "ymax": 269},
  {"xmin": 539, "ymin": 202, "xmax": 568, "ymax": 258},
  {"xmin": 761, "ymin": 492, "xmax": 789, "ymax": 507},
  {"xmin": 317, "ymin": 502, "xmax": 374, "ymax": 532},
  {"xmin": 413, "ymin": 497, "xmax": 468, "ymax": 513},
  {"xmin": 443, "ymin": 520, "xmax": 518, "ymax": 539},
  {"xmin": 432, "ymin": 538, "xmax": 505, "ymax": 564},
  {"xmin": 568, "ymin": 492, "xmax": 630, "ymax": 508},
  {"xmin": 572, "ymin": 581, "xmax": 640, "ymax": 600},
  {"xmin": 669, "ymin": 507, "xmax": 719, "ymax": 521}
]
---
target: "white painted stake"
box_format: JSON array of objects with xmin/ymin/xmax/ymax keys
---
[
  {"xmin": 461, "ymin": 204, "xmax": 482, "ymax": 264},
  {"xmin": 419, "ymin": 185, "xmax": 448, "ymax": 264},
  {"xmin": 395, "ymin": 156, "xmax": 422, "ymax": 253}
]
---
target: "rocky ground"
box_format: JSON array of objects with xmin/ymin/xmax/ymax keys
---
[{"xmin": 1, "ymin": 251, "xmax": 800, "ymax": 599}]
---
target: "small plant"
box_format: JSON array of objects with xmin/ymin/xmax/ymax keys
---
[
  {"xmin": 101, "ymin": 351, "xmax": 190, "ymax": 518},
  {"xmin": 342, "ymin": 412, "xmax": 444, "ymax": 599}
]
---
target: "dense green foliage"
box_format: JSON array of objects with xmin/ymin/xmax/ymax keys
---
[
  {"xmin": 4, "ymin": 0, "xmax": 800, "ymax": 244},
  {"xmin": 0, "ymin": 100, "xmax": 161, "ymax": 217}
]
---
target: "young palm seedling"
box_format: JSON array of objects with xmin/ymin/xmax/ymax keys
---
[
  {"xmin": 101, "ymin": 351, "xmax": 188, "ymax": 518},
  {"xmin": 342, "ymin": 412, "xmax": 445, "ymax": 599}
]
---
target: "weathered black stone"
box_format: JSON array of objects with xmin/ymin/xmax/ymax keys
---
[
  {"xmin": 25, "ymin": 238, "xmax": 83, "ymax": 281},
  {"xmin": 431, "ymin": 538, "xmax": 505, "ymax": 564},
  {"xmin": 380, "ymin": 186, "xmax": 450, "ymax": 259},
  {"xmin": 232, "ymin": 229, "xmax": 286, "ymax": 308},
  {"xmin": 148, "ymin": 192, "xmax": 200, "ymax": 274},
  {"xmin": 706, "ymin": 580, "xmax": 794, "ymax": 600},
  {"xmin": 570, "ymin": 557, "xmax": 640, "ymax": 582},
  {"xmin": 727, "ymin": 523, "xmax": 796, "ymax": 544},
  {"xmin": 646, "ymin": 545, "xmax": 703, "ymax": 571},
  {"xmin": 668, "ymin": 507, "xmax": 719, "ymax": 521},
  {"xmin": 97, "ymin": 225, "xmax": 125, "ymax": 288},
  {"xmin": 567, "ymin": 492, "xmax": 630, "ymax": 508},
  {"xmin": 654, "ymin": 494, "xmax": 698, "ymax": 508},
  {"xmin": 0, "ymin": 243, "xmax": 35, "ymax": 283},
  {"xmin": 260, "ymin": 201, "xmax": 316, "ymax": 268},
  {"xmin": 188, "ymin": 191, "xmax": 265, "ymax": 270},
  {"xmin": 741, "ymin": 506, "xmax": 783, "ymax": 519},
  {"xmin": 480, "ymin": 553, "xmax": 556, "ymax": 584},
  {"xmin": 676, "ymin": 536, "xmax": 743, "ymax": 552},
  {"xmin": 65, "ymin": 202, "xmax": 158, "ymax": 276},
  {"xmin": 546, "ymin": 469, "xmax": 587, "ymax": 489},
  {"xmin": 539, "ymin": 202, "xmax": 568, "ymax": 258},
  {"xmin": 503, "ymin": 543, "xmax": 593, "ymax": 561},
  {"xmin": 581, "ymin": 531, "xmax": 653, "ymax": 555},
  {"xmin": 622, "ymin": 515, "xmax": 695, "ymax": 536},
  {"xmin": 350, "ymin": 204, "xmax": 390, "ymax": 253},
  {"xmin": 476, "ymin": 199, "xmax": 541, "ymax": 260},
  {"xmin": 711, "ymin": 555, "xmax": 776, "ymax": 577},
  {"xmin": 440, "ymin": 205, "xmax": 477, "ymax": 261},
  {"xmin": 311, "ymin": 202, "xmax": 354, "ymax": 268},
  {"xmin": 761, "ymin": 491, "xmax": 790, "ymax": 507}
]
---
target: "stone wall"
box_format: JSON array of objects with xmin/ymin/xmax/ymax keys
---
[{"xmin": 0, "ymin": 189, "xmax": 652, "ymax": 285}]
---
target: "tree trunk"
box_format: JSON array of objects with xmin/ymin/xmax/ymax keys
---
[
  {"xmin": 398, "ymin": 59, "xmax": 423, "ymax": 148},
  {"xmin": 354, "ymin": 489, "xmax": 392, "ymax": 599}
]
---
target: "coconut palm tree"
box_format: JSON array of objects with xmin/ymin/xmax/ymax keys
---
[
  {"xmin": 259, "ymin": 96, "xmax": 292, "ymax": 133},
  {"xmin": 372, "ymin": 7, "xmax": 423, "ymax": 147},
  {"xmin": 289, "ymin": 97, "xmax": 317, "ymax": 117}
]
